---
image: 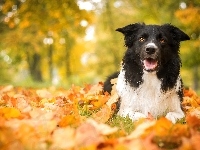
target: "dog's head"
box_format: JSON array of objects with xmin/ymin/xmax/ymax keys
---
[{"xmin": 116, "ymin": 23, "xmax": 190, "ymax": 72}]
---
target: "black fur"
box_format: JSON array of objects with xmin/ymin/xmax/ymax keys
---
[
  {"xmin": 103, "ymin": 72, "xmax": 119, "ymax": 93},
  {"xmin": 104, "ymin": 23, "xmax": 190, "ymax": 95}
]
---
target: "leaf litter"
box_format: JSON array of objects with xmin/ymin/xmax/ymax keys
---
[{"xmin": 0, "ymin": 84, "xmax": 200, "ymax": 149}]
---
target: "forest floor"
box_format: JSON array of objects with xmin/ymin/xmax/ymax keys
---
[{"xmin": 0, "ymin": 83, "xmax": 200, "ymax": 150}]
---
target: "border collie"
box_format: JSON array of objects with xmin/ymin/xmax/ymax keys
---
[{"xmin": 103, "ymin": 23, "xmax": 190, "ymax": 123}]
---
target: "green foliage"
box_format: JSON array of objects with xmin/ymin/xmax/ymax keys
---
[
  {"xmin": 107, "ymin": 115, "xmax": 135, "ymax": 135},
  {"xmin": 0, "ymin": 0, "xmax": 199, "ymax": 90},
  {"xmin": 0, "ymin": 0, "xmax": 94, "ymax": 84}
]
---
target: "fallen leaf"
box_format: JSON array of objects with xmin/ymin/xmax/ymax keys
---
[
  {"xmin": 86, "ymin": 82, "xmax": 103, "ymax": 96},
  {"xmin": 0, "ymin": 85, "xmax": 13, "ymax": 93},
  {"xmin": 186, "ymin": 114, "xmax": 200, "ymax": 130},
  {"xmin": 51, "ymin": 127, "xmax": 75, "ymax": 149},
  {"xmin": 86, "ymin": 119, "xmax": 118, "ymax": 135},
  {"xmin": 36, "ymin": 89, "xmax": 52, "ymax": 99},
  {"xmin": 0, "ymin": 107, "xmax": 21, "ymax": 119},
  {"xmin": 92, "ymin": 104, "xmax": 111, "ymax": 123},
  {"xmin": 106, "ymin": 92, "xmax": 119, "ymax": 111},
  {"xmin": 58, "ymin": 115, "xmax": 80, "ymax": 127},
  {"xmin": 191, "ymin": 133, "xmax": 200, "ymax": 150},
  {"xmin": 110, "ymin": 78, "xmax": 118, "ymax": 96},
  {"xmin": 154, "ymin": 117, "xmax": 173, "ymax": 137},
  {"xmin": 142, "ymin": 133, "xmax": 160, "ymax": 150},
  {"xmin": 124, "ymin": 120, "xmax": 156, "ymax": 140},
  {"xmin": 75, "ymin": 120, "xmax": 103, "ymax": 147}
]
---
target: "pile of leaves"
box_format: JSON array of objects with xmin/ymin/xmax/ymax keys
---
[{"xmin": 0, "ymin": 83, "xmax": 200, "ymax": 150}]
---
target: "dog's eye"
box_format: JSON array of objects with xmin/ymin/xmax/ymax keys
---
[
  {"xmin": 160, "ymin": 38, "xmax": 165, "ymax": 44},
  {"xmin": 139, "ymin": 37, "xmax": 145, "ymax": 42}
]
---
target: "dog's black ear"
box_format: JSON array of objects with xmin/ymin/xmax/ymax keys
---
[
  {"xmin": 116, "ymin": 23, "xmax": 144, "ymax": 47},
  {"xmin": 116, "ymin": 23, "xmax": 144, "ymax": 36},
  {"xmin": 163, "ymin": 24, "xmax": 190, "ymax": 42}
]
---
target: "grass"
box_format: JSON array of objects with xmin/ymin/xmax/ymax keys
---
[{"xmin": 107, "ymin": 115, "xmax": 135, "ymax": 135}]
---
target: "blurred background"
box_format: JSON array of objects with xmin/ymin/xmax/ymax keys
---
[{"xmin": 0, "ymin": 0, "xmax": 199, "ymax": 92}]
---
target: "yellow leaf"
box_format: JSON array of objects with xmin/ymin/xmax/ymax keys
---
[
  {"xmin": 154, "ymin": 117, "xmax": 173, "ymax": 137},
  {"xmin": 92, "ymin": 105, "xmax": 111, "ymax": 123},
  {"xmin": 110, "ymin": 78, "xmax": 118, "ymax": 95},
  {"xmin": 86, "ymin": 82, "xmax": 104, "ymax": 96},
  {"xmin": 106, "ymin": 92, "xmax": 119, "ymax": 111},
  {"xmin": 126, "ymin": 121, "xmax": 156, "ymax": 140},
  {"xmin": 86, "ymin": 119, "xmax": 118, "ymax": 135},
  {"xmin": 51, "ymin": 127, "xmax": 75, "ymax": 149},
  {"xmin": 0, "ymin": 107, "xmax": 21, "ymax": 119},
  {"xmin": 58, "ymin": 115, "xmax": 80, "ymax": 127}
]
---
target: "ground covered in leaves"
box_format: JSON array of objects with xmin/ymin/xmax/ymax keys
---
[{"xmin": 0, "ymin": 83, "xmax": 200, "ymax": 150}]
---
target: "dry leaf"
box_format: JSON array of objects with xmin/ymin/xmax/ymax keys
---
[
  {"xmin": 0, "ymin": 107, "xmax": 21, "ymax": 119},
  {"xmin": 186, "ymin": 114, "xmax": 200, "ymax": 130},
  {"xmin": 0, "ymin": 85, "xmax": 199, "ymax": 149},
  {"xmin": 154, "ymin": 117, "xmax": 173, "ymax": 137},
  {"xmin": 51, "ymin": 127, "xmax": 75, "ymax": 149},
  {"xmin": 86, "ymin": 119, "xmax": 118, "ymax": 135},
  {"xmin": 92, "ymin": 104, "xmax": 111, "ymax": 123},
  {"xmin": 86, "ymin": 82, "xmax": 103, "ymax": 96},
  {"xmin": 0, "ymin": 85, "xmax": 13, "ymax": 93},
  {"xmin": 75, "ymin": 120, "xmax": 103, "ymax": 147},
  {"xmin": 36, "ymin": 89, "xmax": 52, "ymax": 99},
  {"xmin": 110, "ymin": 78, "xmax": 118, "ymax": 96},
  {"xmin": 106, "ymin": 92, "xmax": 119, "ymax": 110},
  {"xmin": 123, "ymin": 120, "xmax": 156, "ymax": 140}
]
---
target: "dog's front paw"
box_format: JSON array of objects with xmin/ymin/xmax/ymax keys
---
[{"xmin": 165, "ymin": 112, "xmax": 185, "ymax": 123}]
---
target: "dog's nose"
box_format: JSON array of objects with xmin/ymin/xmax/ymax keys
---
[
  {"xmin": 145, "ymin": 43, "xmax": 158, "ymax": 54},
  {"xmin": 145, "ymin": 47, "xmax": 156, "ymax": 54}
]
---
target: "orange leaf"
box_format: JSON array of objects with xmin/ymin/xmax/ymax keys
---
[
  {"xmin": 92, "ymin": 105, "xmax": 112, "ymax": 123},
  {"xmin": 58, "ymin": 115, "xmax": 80, "ymax": 127},
  {"xmin": 96, "ymin": 139, "xmax": 118, "ymax": 149},
  {"xmin": 51, "ymin": 127, "xmax": 75, "ymax": 149},
  {"xmin": 154, "ymin": 117, "xmax": 173, "ymax": 137},
  {"xmin": 186, "ymin": 114, "xmax": 200, "ymax": 130},
  {"xmin": 86, "ymin": 82, "xmax": 103, "ymax": 96},
  {"xmin": 190, "ymin": 133, "xmax": 200, "ymax": 150},
  {"xmin": 106, "ymin": 92, "xmax": 119, "ymax": 111},
  {"xmin": 0, "ymin": 107, "xmax": 21, "ymax": 119},
  {"xmin": 184, "ymin": 88, "xmax": 196, "ymax": 97},
  {"xmin": 86, "ymin": 119, "xmax": 118, "ymax": 135},
  {"xmin": 142, "ymin": 133, "xmax": 160, "ymax": 150},
  {"xmin": 89, "ymin": 95, "xmax": 109, "ymax": 110},
  {"xmin": 126, "ymin": 121, "xmax": 156, "ymax": 139},
  {"xmin": 75, "ymin": 121, "xmax": 103, "ymax": 147},
  {"xmin": 170, "ymin": 124, "xmax": 189, "ymax": 138}
]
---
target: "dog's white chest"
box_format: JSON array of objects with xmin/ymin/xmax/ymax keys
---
[{"xmin": 116, "ymin": 70, "xmax": 184, "ymax": 123}]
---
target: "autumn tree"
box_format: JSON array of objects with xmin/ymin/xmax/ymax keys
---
[
  {"xmin": 175, "ymin": 4, "xmax": 200, "ymax": 90},
  {"xmin": 0, "ymin": 0, "xmax": 93, "ymax": 83}
]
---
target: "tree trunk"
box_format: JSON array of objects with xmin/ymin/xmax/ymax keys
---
[
  {"xmin": 48, "ymin": 44, "xmax": 53, "ymax": 82},
  {"xmin": 65, "ymin": 47, "xmax": 72, "ymax": 77},
  {"xmin": 65, "ymin": 35, "xmax": 74, "ymax": 78},
  {"xmin": 105, "ymin": 0, "xmax": 121, "ymax": 67},
  {"xmin": 193, "ymin": 66, "xmax": 199, "ymax": 91},
  {"xmin": 27, "ymin": 52, "xmax": 43, "ymax": 82}
]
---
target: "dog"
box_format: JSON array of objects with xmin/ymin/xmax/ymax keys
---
[{"xmin": 103, "ymin": 23, "xmax": 190, "ymax": 123}]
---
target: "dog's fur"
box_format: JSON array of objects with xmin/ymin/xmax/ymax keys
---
[{"xmin": 103, "ymin": 23, "xmax": 190, "ymax": 123}]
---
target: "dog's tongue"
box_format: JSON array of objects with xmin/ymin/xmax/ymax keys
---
[{"xmin": 143, "ymin": 59, "xmax": 158, "ymax": 70}]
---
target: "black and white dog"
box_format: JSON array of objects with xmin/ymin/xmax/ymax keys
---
[{"xmin": 104, "ymin": 23, "xmax": 190, "ymax": 123}]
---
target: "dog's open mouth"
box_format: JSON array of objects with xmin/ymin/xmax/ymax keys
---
[{"xmin": 143, "ymin": 58, "xmax": 158, "ymax": 71}]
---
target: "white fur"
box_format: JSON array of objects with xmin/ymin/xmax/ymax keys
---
[
  {"xmin": 146, "ymin": 42, "xmax": 158, "ymax": 48},
  {"xmin": 116, "ymin": 69, "xmax": 184, "ymax": 123}
]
